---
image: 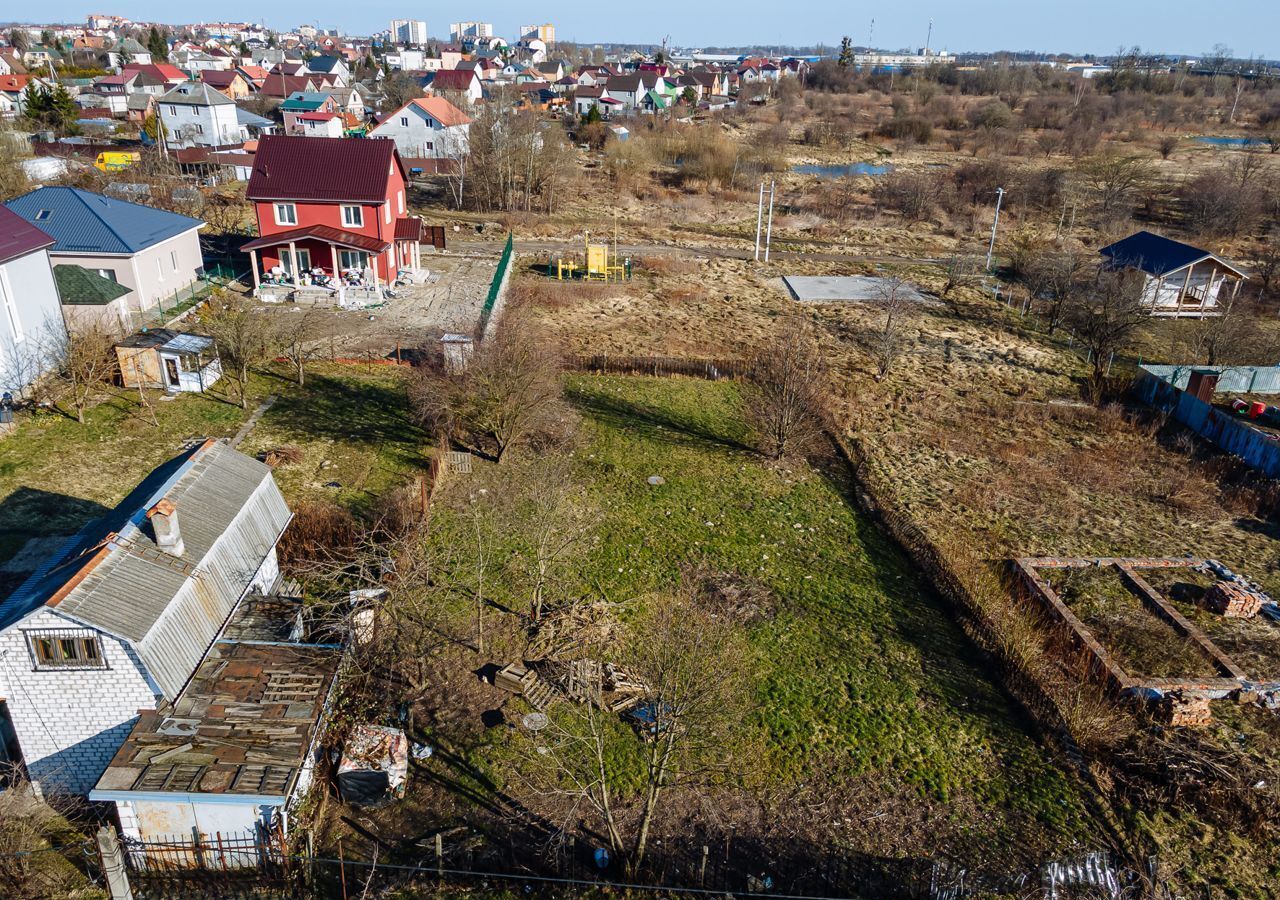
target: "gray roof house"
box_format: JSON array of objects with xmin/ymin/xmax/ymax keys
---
[
  {"xmin": 1099, "ymin": 230, "xmax": 1247, "ymax": 318},
  {"xmin": 0, "ymin": 440, "xmax": 294, "ymax": 795}
]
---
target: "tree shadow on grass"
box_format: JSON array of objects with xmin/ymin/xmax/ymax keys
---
[
  {"xmin": 260, "ymin": 372, "xmax": 426, "ymax": 463},
  {"xmin": 565, "ymin": 380, "xmax": 753, "ymax": 453}
]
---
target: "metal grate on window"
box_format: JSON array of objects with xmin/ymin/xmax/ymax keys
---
[{"xmin": 24, "ymin": 628, "xmax": 108, "ymax": 671}]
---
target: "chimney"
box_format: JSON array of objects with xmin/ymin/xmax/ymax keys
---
[{"xmin": 147, "ymin": 499, "xmax": 185, "ymax": 557}]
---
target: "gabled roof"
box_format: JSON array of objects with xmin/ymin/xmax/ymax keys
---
[
  {"xmin": 1, "ymin": 440, "xmax": 292, "ymax": 699},
  {"xmin": 160, "ymin": 82, "xmax": 234, "ymax": 107},
  {"xmin": 199, "ymin": 69, "xmax": 245, "ymax": 88},
  {"xmin": 298, "ymin": 111, "xmax": 339, "ymax": 122},
  {"xmin": 605, "ymin": 74, "xmax": 644, "ymax": 93},
  {"xmin": 427, "ymin": 69, "xmax": 479, "ymax": 93},
  {"xmin": 240, "ymin": 223, "xmax": 390, "ymax": 254},
  {"xmin": 1099, "ymin": 230, "xmax": 1246, "ymax": 278},
  {"xmin": 5, "ymin": 187, "xmax": 204, "ymax": 255},
  {"xmin": 246, "ymin": 134, "xmax": 405, "ymax": 203},
  {"xmin": 261, "ymin": 74, "xmax": 316, "ymax": 98},
  {"xmin": 52, "ymin": 264, "xmax": 132, "ymax": 304},
  {"xmin": 124, "ymin": 63, "xmax": 188, "ymax": 84},
  {"xmin": 0, "ymin": 205, "xmax": 54, "ymax": 265},
  {"xmin": 95, "ymin": 73, "xmax": 137, "ymax": 87},
  {"xmin": 374, "ymin": 96, "xmax": 472, "ymax": 129},
  {"xmin": 308, "ymin": 55, "xmax": 345, "ymax": 73},
  {"xmin": 0, "ymin": 74, "xmax": 34, "ymax": 94}
]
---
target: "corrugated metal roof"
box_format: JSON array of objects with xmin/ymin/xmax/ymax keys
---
[
  {"xmin": 5, "ymin": 187, "xmax": 203, "ymax": 255},
  {"xmin": 1099, "ymin": 230, "xmax": 1243, "ymax": 278},
  {"xmin": 1, "ymin": 441, "xmax": 292, "ymax": 699},
  {"xmin": 246, "ymin": 135, "xmax": 405, "ymax": 204},
  {"xmin": 0, "ymin": 204, "xmax": 54, "ymax": 265}
]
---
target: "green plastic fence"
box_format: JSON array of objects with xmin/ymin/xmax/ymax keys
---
[{"xmin": 479, "ymin": 233, "xmax": 514, "ymax": 332}]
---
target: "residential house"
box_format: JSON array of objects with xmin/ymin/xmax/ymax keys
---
[
  {"xmin": 534, "ymin": 60, "xmax": 565, "ymax": 81},
  {"xmin": 236, "ymin": 64, "xmax": 271, "ymax": 90},
  {"xmin": 572, "ymin": 85, "xmax": 606, "ymax": 117},
  {"xmin": 0, "ymin": 440, "xmax": 294, "ymax": 796},
  {"xmin": 298, "ymin": 111, "xmax": 344, "ymax": 137},
  {"xmin": 261, "ymin": 73, "xmax": 320, "ymax": 101},
  {"xmin": 424, "ymin": 68, "xmax": 482, "ymax": 104},
  {"xmin": 281, "ymin": 91, "xmax": 338, "ymax": 133},
  {"xmin": 125, "ymin": 92, "xmax": 156, "ymax": 123},
  {"xmin": 159, "ymin": 82, "xmax": 247, "ymax": 149},
  {"xmin": 328, "ymin": 85, "xmax": 367, "ymax": 116},
  {"xmin": 307, "ymin": 55, "xmax": 350, "ymax": 86},
  {"xmin": 5, "ymin": 187, "xmax": 205, "ymax": 323},
  {"xmin": 0, "ymin": 206, "xmax": 66, "ymax": 395},
  {"xmin": 1099, "ymin": 231, "xmax": 1246, "ymax": 317},
  {"xmin": 603, "ymin": 74, "xmax": 649, "ymax": 109},
  {"xmin": 242, "ymin": 135, "xmax": 425, "ymax": 293},
  {"xmin": 104, "ymin": 37, "xmax": 150, "ymax": 68},
  {"xmin": 0, "ymin": 48, "xmax": 28, "ymax": 76},
  {"xmin": 91, "ymin": 72, "xmax": 139, "ymax": 115},
  {"xmin": 368, "ymin": 96, "xmax": 471, "ymax": 160},
  {"xmin": 22, "ymin": 46, "xmax": 63, "ymax": 68},
  {"xmin": 123, "ymin": 63, "xmax": 189, "ymax": 88},
  {"xmin": 0, "ymin": 75, "xmax": 49, "ymax": 118},
  {"xmin": 199, "ymin": 69, "xmax": 251, "ymax": 100},
  {"xmin": 177, "ymin": 50, "xmax": 233, "ymax": 75}
]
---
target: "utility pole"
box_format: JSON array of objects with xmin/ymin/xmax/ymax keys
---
[
  {"xmin": 986, "ymin": 187, "xmax": 1005, "ymax": 271},
  {"xmin": 925, "ymin": 18, "xmax": 933, "ymax": 57},
  {"xmin": 755, "ymin": 181, "xmax": 776, "ymax": 263},
  {"xmin": 764, "ymin": 180, "xmax": 776, "ymax": 263}
]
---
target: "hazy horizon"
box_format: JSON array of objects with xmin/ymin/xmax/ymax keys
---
[{"xmin": 11, "ymin": 1, "xmax": 1278, "ymax": 59}]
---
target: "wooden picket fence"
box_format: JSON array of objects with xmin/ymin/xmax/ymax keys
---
[{"xmin": 564, "ymin": 354, "xmax": 747, "ymax": 381}]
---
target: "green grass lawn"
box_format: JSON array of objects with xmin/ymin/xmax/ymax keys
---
[
  {"xmin": 0, "ymin": 363, "xmax": 423, "ymax": 573},
  {"xmin": 409, "ymin": 375, "xmax": 1096, "ymax": 869},
  {"xmin": 564, "ymin": 376, "xmax": 1092, "ymax": 850}
]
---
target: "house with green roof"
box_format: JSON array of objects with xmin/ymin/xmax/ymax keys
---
[{"xmin": 281, "ymin": 91, "xmax": 337, "ymax": 134}]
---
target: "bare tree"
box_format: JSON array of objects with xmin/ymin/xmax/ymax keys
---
[
  {"xmin": 409, "ymin": 315, "xmax": 563, "ymax": 463},
  {"xmin": 1076, "ymin": 150, "xmax": 1153, "ymax": 214},
  {"xmin": 198, "ymin": 291, "xmax": 276, "ymax": 408},
  {"xmin": 274, "ymin": 309, "xmax": 327, "ymax": 386},
  {"xmin": 742, "ymin": 320, "xmax": 829, "ymax": 460},
  {"xmin": 529, "ymin": 588, "xmax": 755, "ymax": 877},
  {"xmin": 47, "ymin": 322, "xmax": 119, "ymax": 424},
  {"xmin": 1025, "ymin": 245, "xmax": 1089, "ymax": 333},
  {"xmin": 1065, "ymin": 269, "xmax": 1148, "ymax": 404},
  {"xmin": 870, "ymin": 276, "xmax": 916, "ymax": 381},
  {"xmin": 507, "ymin": 456, "xmax": 597, "ymax": 623}
]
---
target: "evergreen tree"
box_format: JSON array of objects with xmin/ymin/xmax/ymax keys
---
[
  {"xmin": 22, "ymin": 83, "xmax": 52, "ymax": 122},
  {"xmin": 147, "ymin": 26, "xmax": 168, "ymax": 62},
  {"xmin": 838, "ymin": 36, "xmax": 854, "ymax": 68},
  {"xmin": 49, "ymin": 84, "xmax": 78, "ymax": 129}
]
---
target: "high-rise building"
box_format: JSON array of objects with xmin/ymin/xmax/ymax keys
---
[
  {"xmin": 519, "ymin": 24, "xmax": 556, "ymax": 45},
  {"xmin": 449, "ymin": 21, "xmax": 493, "ymax": 42},
  {"xmin": 390, "ymin": 19, "xmax": 429, "ymax": 46}
]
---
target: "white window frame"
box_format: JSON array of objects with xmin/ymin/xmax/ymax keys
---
[
  {"xmin": 338, "ymin": 249, "xmax": 367, "ymax": 270},
  {"xmin": 274, "ymin": 202, "xmax": 297, "ymax": 226},
  {"xmin": 170, "ymin": 250, "xmax": 179, "ymax": 271},
  {"xmin": 157, "ymin": 257, "xmax": 165, "ymax": 281},
  {"xmin": 341, "ymin": 205, "xmax": 363, "ymax": 228},
  {"xmin": 400, "ymin": 116, "xmax": 408, "ymax": 127},
  {"xmin": 383, "ymin": 200, "xmax": 391, "ymax": 224},
  {"xmin": 397, "ymin": 190, "xmax": 404, "ymax": 214}
]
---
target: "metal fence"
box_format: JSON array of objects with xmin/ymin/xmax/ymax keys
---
[{"xmin": 477, "ymin": 232, "xmax": 515, "ymax": 336}]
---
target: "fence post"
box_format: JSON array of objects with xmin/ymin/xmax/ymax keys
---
[
  {"xmin": 699, "ymin": 845, "xmax": 709, "ymax": 887},
  {"xmin": 96, "ymin": 826, "xmax": 133, "ymax": 900},
  {"xmin": 435, "ymin": 831, "xmax": 443, "ymax": 884}
]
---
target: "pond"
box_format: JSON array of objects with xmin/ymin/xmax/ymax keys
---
[
  {"xmin": 1194, "ymin": 136, "xmax": 1261, "ymax": 147},
  {"xmin": 792, "ymin": 161, "xmax": 894, "ymax": 179}
]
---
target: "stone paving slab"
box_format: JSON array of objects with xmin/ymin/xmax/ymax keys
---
[{"xmin": 782, "ymin": 275, "xmax": 931, "ymax": 304}]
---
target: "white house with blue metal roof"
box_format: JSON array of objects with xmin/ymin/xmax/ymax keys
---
[
  {"xmin": 0, "ymin": 440, "xmax": 292, "ymax": 796},
  {"xmin": 4, "ymin": 187, "xmax": 205, "ymax": 329}
]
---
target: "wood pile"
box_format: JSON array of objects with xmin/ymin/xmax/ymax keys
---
[
  {"xmin": 493, "ymin": 663, "xmax": 557, "ymax": 711},
  {"xmin": 1158, "ymin": 692, "xmax": 1214, "ymax": 727},
  {"xmin": 1202, "ymin": 581, "xmax": 1263, "ymax": 619}
]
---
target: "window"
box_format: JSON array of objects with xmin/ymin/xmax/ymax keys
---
[
  {"xmin": 397, "ymin": 190, "xmax": 404, "ymax": 214},
  {"xmin": 341, "ymin": 205, "xmax": 363, "ymax": 228},
  {"xmin": 157, "ymin": 257, "xmax": 164, "ymax": 281},
  {"xmin": 35, "ymin": 209, "xmax": 51, "ymax": 221},
  {"xmin": 400, "ymin": 116, "xmax": 408, "ymax": 127},
  {"xmin": 169, "ymin": 105, "xmax": 177, "ymax": 115},
  {"xmin": 383, "ymin": 200, "xmax": 391, "ymax": 224},
  {"xmin": 339, "ymin": 249, "xmax": 367, "ymax": 270},
  {"xmin": 96, "ymin": 268, "xmax": 117, "ymax": 282},
  {"xmin": 194, "ymin": 123, "xmax": 203, "ymax": 134},
  {"xmin": 274, "ymin": 203, "xmax": 297, "ymax": 226},
  {"xmin": 170, "ymin": 250, "xmax": 179, "ymax": 271},
  {"xmin": 26, "ymin": 629, "xmax": 107, "ymax": 670}
]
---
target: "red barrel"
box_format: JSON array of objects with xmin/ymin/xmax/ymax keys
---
[{"xmin": 1249, "ymin": 401, "xmax": 1266, "ymax": 419}]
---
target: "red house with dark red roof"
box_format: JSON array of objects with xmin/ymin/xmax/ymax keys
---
[{"xmin": 242, "ymin": 135, "xmax": 425, "ymax": 295}]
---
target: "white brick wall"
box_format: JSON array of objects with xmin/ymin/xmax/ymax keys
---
[{"xmin": 0, "ymin": 608, "xmax": 161, "ymax": 796}]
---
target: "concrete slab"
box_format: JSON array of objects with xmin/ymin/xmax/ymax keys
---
[{"xmin": 782, "ymin": 275, "xmax": 931, "ymax": 305}]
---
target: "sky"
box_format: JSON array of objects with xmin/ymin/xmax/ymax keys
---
[{"xmin": 24, "ymin": 2, "xmax": 1280, "ymax": 58}]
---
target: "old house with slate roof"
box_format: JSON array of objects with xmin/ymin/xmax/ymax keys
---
[{"xmin": 0, "ymin": 441, "xmax": 295, "ymax": 796}]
